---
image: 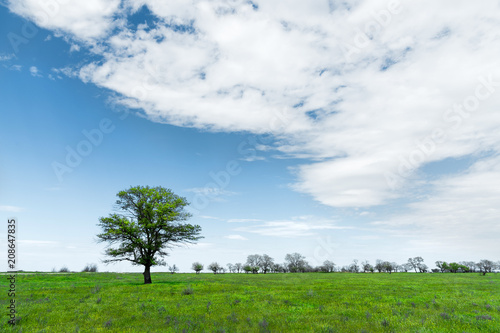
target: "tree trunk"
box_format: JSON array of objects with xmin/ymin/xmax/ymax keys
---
[{"xmin": 143, "ymin": 265, "xmax": 152, "ymax": 284}]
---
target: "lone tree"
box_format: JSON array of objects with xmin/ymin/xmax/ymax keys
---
[
  {"xmin": 96, "ymin": 186, "xmax": 202, "ymax": 284},
  {"xmin": 192, "ymin": 262, "xmax": 203, "ymax": 274},
  {"xmin": 208, "ymin": 262, "xmax": 221, "ymax": 274},
  {"xmin": 285, "ymin": 252, "xmax": 307, "ymax": 273}
]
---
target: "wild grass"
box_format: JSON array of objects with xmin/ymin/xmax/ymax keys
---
[{"xmin": 0, "ymin": 272, "xmax": 499, "ymax": 332}]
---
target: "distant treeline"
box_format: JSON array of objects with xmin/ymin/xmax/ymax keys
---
[{"xmin": 189, "ymin": 254, "xmax": 499, "ymax": 276}]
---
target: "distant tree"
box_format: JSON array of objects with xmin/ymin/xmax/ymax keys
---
[
  {"xmin": 285, "ymin": 253, "xmax": 307, "ymax": 273},
  {"xmin": 246, "ymin": 254, "xmax": 262, "ymax": 273},
  {"xmin": 460, "ymin": 264, "xmax": 470, "ymax": 273},
  {"xmin": 441, "ymin": 262, "xmax": 450, "ymax": 272},
  {"xmin": 246, "ymin": 254, "xmax": 261, "ymax": 266},
  {"xmin": 417, "ymin": 263, "xmax": 428, "ymax": 273},
  {"xmin": 302, "ymin": 263, "xmax": 313, "ymax": 273},
  {"xmin": 82, "ymin": 263, "xmax": 98, "ymax": 272},
  {"xmin": 59, "ymin": 266, "xmax": 70, "ymax": 273},
  {"xmin": 477, "ymin": 259, "xmax": 495, "ymax": 276},
  {"xmin": 168, "ymin": 264, "xmax": 179, "ymax": 274},
  {"xmin": 448, "ymin": 262, "xmax": 459, "ymax": 273},
  {"xmin": 227, "ymin": 263, "xmax": 234, "ymax": 273},
  {"xmin": 375, "ymin": 259, "xmax": 384, "ymax": 273},
  {"xmin": 349, "ymin": 259, "xmax": 360, "ymax": 273},
  {"xmin": 407, "ymin": 257, "xmax": 424, "ymax": 273},
  {"xmin": 435, "ymin": 261, "xmax": 445, "ymax": 273},
  {"xmin": 191, "ymin": 262, "xmax": 203, "ymax": 274},
  {"xmin": 96, "ymin": 186, "xmax": 202, "ymax": 284},
  {"xmin": 389, "ymin": 262, "xmax": 398, "ymax": 272},
  {"xmin": 447, "ymin": 262, "xmax": 468, "ymax": 273},
  {"xmin": 323, "ymin": 260, "xmax": 336, "ymax": 273},
  {"xmin": 208, "ymin": 262, "xmax": 221, "ymax": 274},
  {"xmin": 402, "ymin": 263, "xmax": 412, "ymax": 272},
  {"xmin": 260, "ymin": 254, "xmax": 274, "ymax": 274},
  {"xmin": 361, "ymin": 260, "xmax": 372, "ymax": 273},
  {"xmin": 271, "ymin": 263, "xmax": 282, "ymax": 273},
  {"xmin": 234, "ymin": 263, "xmax": 243, "ymax": 273},
  {"xmin": 383, "ymin": 261, "xmax": 394, "ymax": 274},
  {"xmin": 460, "ymin": 261, "xmax": 476, "ymax": 273},
  {"xmin": 243, "ymin": 265, "xmax": 252, "ymax": 274},
  {"xmin": 218, "ymin": 266, "xmax": 226, "ymax": 274}
]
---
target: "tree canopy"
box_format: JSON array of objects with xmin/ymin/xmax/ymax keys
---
[{"xmin": 96, "ymin": 186, "xmax": 202, "ymax": 284}]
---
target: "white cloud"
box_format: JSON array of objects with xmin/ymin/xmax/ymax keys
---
[
  {"xmin": 9, "ymin": 0, "xmax": 500, "ymax": 216},
  {"xmin": 239, "ymin": 155, "xmax": 266, "ymax": 162},
  {"xmin": 235, "ymin": 217, "xmax": 353, "ymax": 238},
  {"xmin": 18, "ymin": 240, "xmax": 58, "ymax": 246},
  {"xmin": 197, "ymin": 215, "xmax": 220, "ymax": 220},
  {"xmin": 372, "ymin": 155, "xmax": 500, "ymax": 257},
  {"xmin": 8, "ymin": 0, "xmax": 121, "ymax": 41},
  {"xmin": 186, "ymin": 187, "xmax": 237, "ymax": 200},
  {"xmin": 69, "ymin": 44, "xmax": 80, "ymax": 52},
  {"xmin": 8, "ymin": 65, "xmax": 22, "ymax": 71},
  {"xmin": 224, "ymin": 234, "xmax": 248, "ymax": 240},
  {"xmin": 0, "ymin": 53, "xmax": 14, "ymax": 61},
  {"xmin": 0, "ymin": 205, "xmax": 23, "ymax": 212},
  {"xmin": 29, "ymin": 66, "xmax": 42, "ymax": 77},
  {"xmin": 227, "ymin": 218, "xmax": 262, "ymax": 223}
]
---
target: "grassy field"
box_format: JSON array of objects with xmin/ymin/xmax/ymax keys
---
[{"xmin": 1, "ymin": 272, "xmax": 499, "ymax": 332}]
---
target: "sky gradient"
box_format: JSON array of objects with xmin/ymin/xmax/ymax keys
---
[{"xmin": 1, "ymin": 0, "xmax": 499, "ymax": 273}]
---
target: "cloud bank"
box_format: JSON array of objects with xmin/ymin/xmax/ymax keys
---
[{"xmin": 9, "ymin": 0, "xmax": 500, "ymax": 234}]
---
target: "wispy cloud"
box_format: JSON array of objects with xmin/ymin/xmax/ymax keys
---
[
  {"xmin": 69, "ymin": 44, "xmax": 80, "ymax": 52},
  {"xmin": 227, "ymin": 218, "xmax": 262, "ymax": 223},
  {"xmin": 0, "ymin": 53, "xmax": 14, "ymax": 61},
  {"xmin": 239, "ymin": 155, "xmax": 266, "ymax": 162},
  {"xmin": 185, "ymin": 187, "xmax": 237, "ymax": 202},
  {"xmin": 29, "ymin": 66, "xmax": 42, "ymax": 77},
  {"xmin": 186, "ymin": 187, "xmax": 237, "ymax": 196},
  {"xmin": 198, "ymin": 215, "xmax": 220, "ymax": 220},
  {"xmin": 0, "ymin": 205, "xmax": 23, "ymax": 212},
  {"xmin": 224, "ymin": 234, "xmax": 248, "ymax": 240},
  {"xmin": 8, "ymin": 0, "xmax": 121, "ymax": 41},
  {"xmin": 8, "ymin": 0, "xmax": 500, "ymax": 223},
  {"xmin": 8, "ymin": 65, "xmax": 22, "ymax": 71},
  {"xmin": 235, "ymin": 217, "xmax": 354, "ymax": 238},
  {"xmin": 371, "ymin": 155, "xmax": 500, "ymax": 256},
  {"xmin": 18, "ymin": 240, "xmax": 58, "ymax": 245}
]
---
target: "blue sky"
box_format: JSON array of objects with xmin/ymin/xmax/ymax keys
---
[{"xmin": 1, "ymin": 1, "xmax": 499, "ymax": 273}]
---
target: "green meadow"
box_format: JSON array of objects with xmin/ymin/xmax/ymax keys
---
[{"xmin": 1, "ymin": 272, "xmax": 499, "ymax": 332}]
